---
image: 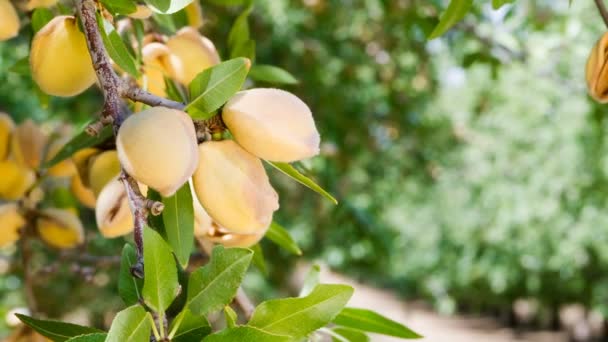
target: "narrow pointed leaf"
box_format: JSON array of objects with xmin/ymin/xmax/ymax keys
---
[
  {"xmin": 268, "ymin": 162, "xmax": 338, "ymax": 204},
  {"xmin": 428, "ymin": 0, "xmax": 473, "ymax": 39},
  {"xmin": 250, "ymin": 243, "xmax": 268, "ymax": 274},
  {"xmin": 333, "ymin": 308, "xmax": 422, "ymax": 339},
  {"xmin": 97, "ymin": 15, "xmax": 139, "ymax": 77},
  {"xmin": 106, "ymin": 305, "xmax": 151, "ymax": 342},
  {"xmin": 186, "ymin": 58, "xmax": 250, "ymax": 119},
  {"xmin": 143, "ymin": 227, "xmax": 179, "ymax": 312},
  {"xmin": 332, "ymin": 328, "xmax": 369, "ymax": 342},
  {"xmin": 169, "ymin": 308, "xmax": 211, "ymax": 342},
  {"xmin": 299, "ymin": 264, "xmax": 321, "ymax": 297},
  {"xmin": 16, "ymin": 314, "xmax": 102, "ymax": 342},
  {"xmin": 248, "ymin": 284, "xmax": 354, "ymax": 338},
  {"xmin": 146, "ymin": 0, "xmax": 193, "ymax": 14},
  {"xmin": 224, "ymin": 306, "xmax": 238, "ymax": 328},
  {"xmin": 249, "ymin": 65, "xmax": 299, "ymax": 85},
  {"xmin": 43, "ymin": 125, "xmax": 113, "ymax": 168},
  {"xmin": 118, "ymin": 244, "xmax": 143, "ymax": 306},
  {"xmin": 187, "ymin": 246, "xmax": 253, "ymax": 315},
  {"xmin": 162, "ymin": 182, "xmax": 195, "ymax": 268},
  {"xmin": 65, "ymin": 333, "xmax": 107, "ymax": 342},
  {"xmin": 266, "ymin": 221, "xmax": 302, "ymax": 256},
  {"xmin": 203, "ymin": 326, "xmax": 291, "ymax": 342}
]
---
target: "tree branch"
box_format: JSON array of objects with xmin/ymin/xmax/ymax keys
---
[
  {"xmin": 77, "ymin": 0, "xmax": 151, "ymax": 267},
  {"xmin": 121, "ymin": 86, "xmax": 186, "ymax": 110},
  {"xmin": 595, "ymin": 0, "xmax": 608, "ymax": 29}
]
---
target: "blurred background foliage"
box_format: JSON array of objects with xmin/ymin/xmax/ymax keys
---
[{"xmin": 2, "ymin": 0, "xmax": 608, "ymax": 337}]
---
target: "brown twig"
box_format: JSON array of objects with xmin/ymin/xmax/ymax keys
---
[
  {"xmin": 595, "ymin": 0, "xmax": 608, "ymax": 29},
  {"xmin": 235, "ymin": 287, "xmax": 255, "ymax": 320},
  {"xmin": 19, "ymin": 233, "xmax": 38, "ymax": 314}
]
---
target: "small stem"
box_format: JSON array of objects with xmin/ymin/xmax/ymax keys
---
[
  {"xmin": 119, "ymin": 171, "xmax": 147, "ymax": 261},
  {"xmin": 595, "ymin": 0, "xmax": 608, "ymax": 29},
  {"xmin": 122, "ymin": 86, "xmax": 185, "ymax": 110},
  {"xmin": 235, "ymin": 287, "xmax": 255, "ymax": 320}
]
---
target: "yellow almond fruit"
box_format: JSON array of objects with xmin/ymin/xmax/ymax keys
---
[
  {"xmin": 45, "ymin": 136, "xmax": 77, "ymax": 177},
  {"xmin": 222, "ymin": 88, "xmax": 320, "ymax": 162},
  {"xmin": 0, "ymin": 160, "xmax": 36, "ymax": 200},
  {"xmin": 0, "ymin": 204, "xmax": 26, "ymax": 248},
  {"xmin": 0, "ymin": 113, "xmax": 15, "ymax": 161},
  {"xmin": 587, "ymin": 32, "xmax": 608, "ymax": 103},
  {"xmin": 128, "ymin": 4, "xmax": 153, "ymax": 19},
  {"xmin": 192, "ymin": 185, "xmax": 212, "ymax": 237},
  {"xmin": 185, "ymin": 1, "xmax": 204, "ymax": 29},
  {"xmin": 198, "ymin": 225, "xmax": 266, "ymax": 248},
  {"xmin": 0, "ymin": 0, "xmax": 19, "ymax": 41},
  {"xmin": 11, "ymin": 119, "xmax": 48, "ymax": 170},
  {"xmin": 26, "ymin": 0, "xmax": 58, "ymax": 10},
  {"xmin": 95, "ymin": 177, "xmax": 147, "ymax": 238},
  {"xmin": 117, "ymin": 107, "xmax": 198, "ymax": 197},
  {"xmin": 36, "ymin": 208, "xmax": 84, "ymax": 249},
  {"xmin": 30, "ymin": 16, "xmax": 96, "ymax": 97},
  {"xmin": 72, "ymin": 148, "xmax": 100, "ymax": 188},
  {"xmin": 165, "ymin": 27, "xmax": 220, "ymax": 85},
  {"xmin": 70, "ymin": 174, "xmax": 96, "ymax": 209},
  {"xmin": 88, "ymin": 150, "xmax": 121, "ymax": 196},
  {"xmin": 192, "ymin": 140, "xmax": 279, "ymax": 234},
  {"xmin": 141, "ymin": 43, "xmax": 172, "ymax": 97}
]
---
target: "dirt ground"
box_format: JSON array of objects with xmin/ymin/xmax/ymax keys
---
[{"xmin": 291, "ymin": 263, "xmax": 568, "ymax": 342}]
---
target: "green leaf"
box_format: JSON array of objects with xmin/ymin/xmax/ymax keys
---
[
  {"xmin": 248, "ymin": 284, "xmax": 354, "ymax": 338},
  {"xmin": 97, "ymin": 14, "xmax": 139, "ymax": 77},
  {"xmin": 299, "ymin": 264, "xmax": 320, "ymax": 297},
  {"xmin": 162, "ymin": 182, "xmax": 195, "ymax": 268},
  {"xmin": 169, "ymin": 308, "xmax": 211, "ymax": 342},
  {"xmin": 43, "ymin": 125, "xmax": 113, "ymax": 168},
  {"xmin": 428, "ymin": 0, "xmax": 473, "ymax": 39},
  {"xmin": 203, "ymin": 326, "xmax": 291, "ymax": 342},
  {"xmin": 65, "ymin": 333, "xmax": 107, "ymax": 342},
  {"xmin": 118, "ymin": 244, "xmax": 143, "ymax": 306},
  {"xmin": 143, "ymin": 227, "xmax": 179, "ymax": 312},
  {"xmin": 492, "ymin": 0, "xmax": 515, "ymax": 9},
  {"xmin": 187, "ymin": 246, "xmax": 253, "ymax": 315},
  {"xmin": 146, "ymin": 189, "xmax": 166, "ymax": 237},
  {"xmin": 16, "ymin": 314, "xmax": 102, "ymax": 342},
  {"xmin": 332, "ymin": 328, "xmax": 369, "ymax": 342},
  {"xmin": 224, "ymin": 306, "xmax": 238, "ymax": 328},
  {"xmin": 249, "ymin": 65, "xmax": 298, "ymax": 85},
  {"xmin": 266, "ymin": 222, "xmax": 302, "ymax": 256},
  {"xmin": 8, "ymin": 57, "xmax": 30, "ymax": 75},
  {"xmin": 333, "ymin": 308, "xmax": 422, "ymax": 339},
  {"xmin": 164, "ymin": 76, "xmax": 188, "ymax": 103},
  {"xmin": 31, "ymin": 8, "xmax": 54, "ymax": 33},
  {"xmin": 250, "ymin": 243, "xmax": 268, "ymax": 274},
  {"xmin": 228, "ymin": 5, "xmax": 252, "ymax": 49},
  {"xmin": 186, "ymin": 58, "xmax": 250, "ymax": 119},
  {"xmin": 268, "ymin": 162, "xmax": 338, "ymax": 205},
  {"xmin": 230, "ymin": 39, "xmax": 256, "ymax": 61},
  {"xmin": 100, "ymin": 0, "xmax": 136, "ymax": 15},
  {"xmin": 106, "ymin": 305, "xmax": 151, "ymax": 342},
  {"xmin": 145, "ymin": 0, "xmax": 193, "ymax": 14}
]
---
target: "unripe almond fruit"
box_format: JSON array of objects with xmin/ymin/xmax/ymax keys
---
[
  {"xmin": 0, "ymin": 160, "xmax": 36, "ymax": 200},
  {"xmin": 95, "ymin": 177, "xmax": 147, "ymax": 238},
  {"xmin": 30, "ymin": 16, "xmax": 96, "ymax": 97},
  {"xmin": 36, "ymin": 208, "xmax": 84, "ymax": 249},
  {"xmin": 222, "ymin": 88, "xmax": 320, "ymax": 162},
  {"xmin": 185, "ymin": 1, "xmax": 204, "ymax": 29},
  {"xmin": 11, "ymin": 119, "xmax": 48, "ymax": 170},
  {"xmin": 70, "ymin": 174, "xmax": 96, "ymax": 209},
  {"xmin": 141, "ymin": 43, "xmax": 172, "ymax": 97},
  {"xmin": 165, "ymin": 27, "xmax": 220, "ymax": 85},
  {"xmin": 117, "ymin": 107, "xmax": 198, "ymax": 197},
  {"xmin": 0, "ymin": 0, "xmax": 19, "ymax": 41},
  {"xmin": 192, "ymin": 140, "xmax": 279, "ymax": 234},
  {"xmin": 26, "ymin": 0, "xmax": 58, "ymax": 10},
  {"xmin": 0, "ymin": 204, "xmax": 25, "ymax": 248},
  {"xmin": 88, "ymin": 150, "xmax": 121, "ymax": 196},
  {"xmin": 72, "ymin": 148, "xmax": 99, "ymax": 188},
  {"xmin": 0, "ymin": 113, "xmax": 15, "ymax": 161},
  {"xmin": 128, "ymin": 4, "xmax": 153, "ymax": 19},
  {"xmin": 45, "ymin": 136, "xmax": 77, "ymax": 177},
  {"xmin": 587, "ymin": 33, "xmax": 608, "ymax": 103},
  {"xmin": 95, "ymin": 178, "xmax": 133, "ymax": 238}
]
